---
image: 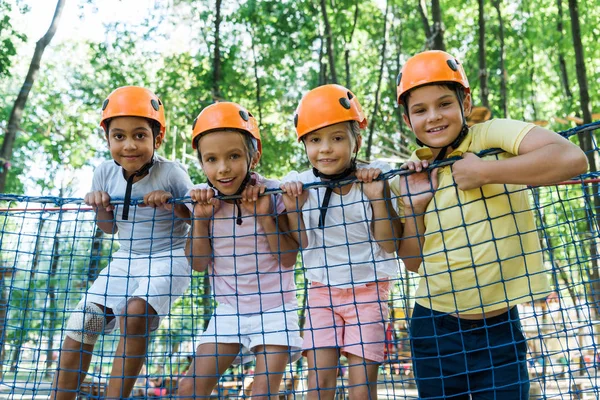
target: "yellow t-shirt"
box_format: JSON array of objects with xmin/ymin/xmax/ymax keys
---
[{"xmin": 391, "ymin": 119, "xmax": 550, "ymax": 314}]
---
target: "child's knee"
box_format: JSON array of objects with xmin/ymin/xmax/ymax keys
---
[
  {"xmin": 176, "ymin": 377, "xmax": 193, "ymax": 396},
  {"xmin": 308, "ymin": 368, "xmax": 337, "ymax": 390}
]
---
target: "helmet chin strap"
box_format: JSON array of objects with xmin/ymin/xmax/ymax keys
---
[
  {"xmin": 312, "ymin": 151, "xmax": 358, "ymax": 229},
  {"xmin": 116, "ymin": 155, "xmax": 156, "ymax": 221}
]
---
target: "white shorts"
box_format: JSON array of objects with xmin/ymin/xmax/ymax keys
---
[
  {"xmin": 197, "ymin": 302, "xmax": 303, "ymax": 364},
  {"xmin": 78, "ymin": 248, "xmax": 191, "ymax": 333}
]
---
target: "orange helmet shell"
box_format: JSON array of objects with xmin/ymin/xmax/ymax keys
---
[
  {"xmin": 191, "ymin": 102, "xmax": 261, "ymax": 154},
  {"xmin": 100, "ymin": 86, "xmax": 167, "ymax": 138},
  {"xmin": 396, "ymin": 50, "xmax": 470, "ymax": 105},
  {"xmin": 294, "ymin": 84, "xmax": 367, "ymax": 141}
]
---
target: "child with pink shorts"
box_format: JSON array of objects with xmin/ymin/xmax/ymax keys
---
[{"xmin": 281, "ymin": 84, "xmax": 400, "ymax": 399}]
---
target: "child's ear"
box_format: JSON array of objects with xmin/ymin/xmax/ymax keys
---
[
  {"xmin": 354, "ymin": 134, "xmax": 363, "ymax": 154},
  {"xmin": 250, "ymin": 151, "xmax": 261, "ymax": 169},
  {"xmin": 463, "ymin": 93, "xmax": 472, "ymax": 117},
  {"xmin": 154, "ymin": 134, "xmax": 163, "ymax": 150},
  {"xmin": 402, "ymin": 113, "xmax": 412, "ymax": 130}
]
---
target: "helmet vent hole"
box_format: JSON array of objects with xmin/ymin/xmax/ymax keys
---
[
  {"xmin": 192, "ymin": 117, "xmax": 198, "ymax": 130},
  {"xmin": 158, "ymin": 99, "xmax": 163, "ymax": 106},
  {"xmin": 447, "ymin": 59, "xmax": 458, "ymax": 71},
  {"xmin": 102, "ymin": 99, "xmax": 109, "ymax": 111},
  {"xmin": 396, "ymin": 73, "xmax": 402, "ymax": 86},
  {"xmin": 151, "ymin": 99, "xmax": 160, "ymax": 111},
  {"xmin": 347, "ymin": 91, "xmax": 354, "ymax": 100},
  {"xmin": 239, "ymin": 110, "xmax": 249, "ymax": 121},
  {"xmin": 339, "ymin": 98, "xmax": 351, "ymax": 110},
  {"xmin": 294, "ymin": 114, "xmax": 299, "ymax": 127}
]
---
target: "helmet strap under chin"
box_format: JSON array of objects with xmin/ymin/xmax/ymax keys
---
[
  {"xmin": 120, "ymin": 155, "xmax": 155, "ymax": 221},
  {"xmin": 312, "ymin": 151, "xmax": 358, "ymax": 229}
]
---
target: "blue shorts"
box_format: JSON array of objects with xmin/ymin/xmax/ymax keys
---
[{"xmin": 410, "ymin": 303, "xmax": 529, "ymax": 399}]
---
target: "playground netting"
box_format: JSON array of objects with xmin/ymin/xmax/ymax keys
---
[{"xmin": 0, "ymin": 123, "xmax": 600, "ymax": 399}]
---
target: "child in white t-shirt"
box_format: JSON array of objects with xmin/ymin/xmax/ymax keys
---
[{"xmin": 281, "ymin": 84, "xmax": 400, "ymax": 400}]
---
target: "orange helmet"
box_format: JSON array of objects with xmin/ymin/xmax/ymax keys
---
[
  {"xmin": 396, "ymin": 50, "xmax": 470, "ymax": 105},
  {"xmin": 191, "ymin": 102, "xmax": 261, "ymax": 153},
  {"xmin": 294, "ymin": 84, "xmax": 367, "ymax": 141},
  {"xmin": 100, "ymin": 86, "xmax": 166, "ymax": 138}
]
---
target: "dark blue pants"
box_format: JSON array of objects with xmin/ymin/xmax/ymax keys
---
[{"xmin": 410, "ymin": 303, "xmax": 529, "ymax": 399}]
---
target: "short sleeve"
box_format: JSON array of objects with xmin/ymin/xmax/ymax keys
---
[
  {"xmin": 361, "ymin": 160, "xmax": 392, "ymax": 173},
  {"xmin": 281, "ymin": 170, "xmax": 302, "ymax": 184},
  {"xmin": 472, "ymin": 119, "xmax": 536, "ymax": 155},
  {"xmin": 91, "ymin": 164, "xmax": 105, "ymax": 192},
  {"xmin": 168, "ymin": 163, "xmax": 194, "ymax": 198}
]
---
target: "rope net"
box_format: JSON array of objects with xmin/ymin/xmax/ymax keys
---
[{"xmin": 0, "ymin": 123, "xmax": 599, "ymax": 399}]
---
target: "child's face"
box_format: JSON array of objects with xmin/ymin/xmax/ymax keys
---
[
  {"xmin": 106, "ymin": 116, "xmax": 161, "ymax": 177},
  {"xmin": 197, "ymin": 130, "xmax": 258, "ymax": 195},
  {"xmin": 403, "ymin": 85, "xmax": 471, "ymax": 149},
  {"xmin": 304, "ymin": 122, "xmax": 360, "ymax": 176}
]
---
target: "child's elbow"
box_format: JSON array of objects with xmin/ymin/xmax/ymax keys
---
[
  {"xmin": 278, "ymin": 251, "xmax": 298, "ymax": 269},
  {"xmin": 574, "ymin": 151, "xmax": 589, "ymax": 176},
  {"xmin": 190, "ymin": 259, "xmax": 209, "ymax": 272}
]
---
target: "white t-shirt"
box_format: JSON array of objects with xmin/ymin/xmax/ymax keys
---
[
  {"xmin": 91, "ymin": 155, "xmax": 193, "ymax": 254},
  {"xmin": 282, "ymin": 161, "xmax": 399, "ymax": 287}
]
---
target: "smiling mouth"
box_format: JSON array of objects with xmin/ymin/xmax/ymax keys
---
[
  {"xmin": 218, "ymin": 178, "xmax": 235, "ymax": 183},
  {"xmin": 427, "ymin": 126, "xmax": 448, "ymax": 133}
]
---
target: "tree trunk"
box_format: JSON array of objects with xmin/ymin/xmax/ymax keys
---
[
  {"xmin": 430, "ymin": 0, "xmax": 446, "ymax": 51},
  {"xmin": 557, "ymin": 0, "xmax": 573, "ymax": 100},
  {"xmin": 529, "ymin": 62, "xmax": 537, "ymax": 121},
  {"xmin": 344, "ymin": 1, "xmax": 359, "ymax": 89},
  {"xmin": 318, "ymin": 30, "xmax": 326, "ymax": 86},
  {"xmin": 0, "ymin": 0, "xmax": 65, "ymax": 193},
  {"xmin": 492, "ymin": 0, "xmax": 508, "ymax": 117},
  {"xmin": 202, "ymin": 272, "xmax": 211, "ymax": 330},
  {"xmin": 477, "ymin": 0, "xmax": 489, "ymax": 109},
  {"xmin": 366, "ymin": 1, "xmax": 389, "ymax": 160},
  {"xmin": 211, "ymin": 0, "xmax": 223, "ymax": 100},
  {"xmin": 0, "ymin": 266, "xmax": 9, "ymax": 379},
  {"xmin": 44, "ymin": 214, "xmax": 62, "ymax": 377},
  {"xmin": 89, "ymin": 226, "xmax": 103, "ymax": 282},
  {"xmin": 320, "ymin": 0, "xmax": 338, "ymax": 83},
  {"xmin": 568, "ymin": 0, "xmax": 600, "ymax": 327},
  {"xmin": 417, "ymin": 0, "xmax": 432, "ymax": 42},
  {"xmin": 11, "ymin": 219, "xmax": 45, "ymax": 371},
  {"xmin": 250, "ymin": 31, "xmax": 263, "ymax": 127}
]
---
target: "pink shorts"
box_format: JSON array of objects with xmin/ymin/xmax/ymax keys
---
[{"xmin": 303, "ymin": 281, "xmax": 390, "ymax": 363}]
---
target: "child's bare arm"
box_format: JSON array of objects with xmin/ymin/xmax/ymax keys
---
[
  {"xmin": 280, "ymin": 182, "xmax": 309, "ymax": 249},
  {"xmin": 395, "ymin": 161, "xmax": 438, "ymax": 272},
  {"xmin": 241, "ymin": 185, "xmax": 300, "ymax": 268},
  {"xmin": 356, "ymin": 168, "xmax": 401, "ymax": 253},
  {"xmin": 186, "ymin": 219, "xmax": 212, "ymax": 272},
  {"xmin": 452, "ymin": 127, "xmax": 588, "ymax": 190},
  {"xmin": 186, "ymin": 189, "xmax": 218, "ymax": 272},
  {"xmin": 84, "ymin": 191, "xmax": 118, "ymax": 234}
]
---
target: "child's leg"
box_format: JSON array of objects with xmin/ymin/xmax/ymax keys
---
[
  {"xmin": 346, "ymin": 354, "xmax": 379, "ymax": 400},
  {"xmin": 252, "ymin": 345, "xmax": 290, "ymax": 399},
  {"xmin": 50, "ymin": 303, "xmax": 112, "ymax": 400},
  {"xmin": 176, "ymin": 342, "xmax": 241, "ymax": 399},
  {"xmin": 306, "ymin": 348, "xmax": 339, "ymax": 400},
  {"xmin": 50, "ymin": 337, "xmax": 94, "ymax": 400},
  {"xmin": 105, "ymin": 298, "xmax": 155, "ymax": 399}
]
